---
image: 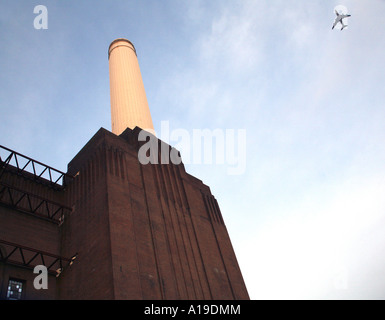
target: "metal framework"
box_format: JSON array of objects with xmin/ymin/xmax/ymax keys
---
[
  {"xmin": 0, "ymin": 146, "xmax": 78, "ymax": 279},
  {"xmin": 0, "ymin": 145, "xmax": 74, "ymax": 189},
  {"xmin": 0, "ymin": 239, "xmax": 77, "ymax": 277},
  {"xmin": 0, "ymin": 182, "xmax": 72, "ymax": 224}
]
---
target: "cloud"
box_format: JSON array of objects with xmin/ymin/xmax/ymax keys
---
[
  {"xmin": 235, "ymin": 170, "xmax": 385, "ymax": 299},
  {"xmin": 197, "ymin": 3, "xmax": 265, "ymax": 73}
]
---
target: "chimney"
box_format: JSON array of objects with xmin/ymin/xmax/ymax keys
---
[{"xmin": 108, "ymin": 38, "xmax": 154, "ymax": 135}]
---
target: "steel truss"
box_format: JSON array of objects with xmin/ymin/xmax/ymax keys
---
[
  {"xmin": 0, "ymin": 182, "xmax": 72, "ymax": 224},
  {"xmin": 0, "ymin": 239, "xmax": 77, "ymax": 277},
  {"xmin": 0, "ymin": 145, "xmax": 74, "ymax": 189}
]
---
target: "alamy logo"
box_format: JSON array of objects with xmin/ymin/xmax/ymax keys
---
[
  {"xmin": 137, "ymin": 121, "xmax": 247, "ymax": 175},
  {"xmin": 33, "ymin": 5, "xmax": 48, "ymax": 30},
  {"xmin": 33, "ymin": 265, "xmax": 48, "ymax": 290}
]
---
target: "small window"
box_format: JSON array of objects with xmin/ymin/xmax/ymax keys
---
[{"xmin": 7, "ymin": 279, "xmax": 25, "ymax": 300}]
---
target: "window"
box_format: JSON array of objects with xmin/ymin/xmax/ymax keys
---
[{"xmin": 6, "ymin": 279, "xmax": 24, "ymax": 300}]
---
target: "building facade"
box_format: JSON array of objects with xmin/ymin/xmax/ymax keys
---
[
  {"xmin": 0, "ymin": 128, "xmax": 249, "ymax": 299},
  {"xmin": 0, "ymin": 39, "xmax": 249, "ymax": 300}
]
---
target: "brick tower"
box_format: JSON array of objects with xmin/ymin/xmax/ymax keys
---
[{"xmin": 0, "ymin": 39, "xmax": 249, "ymax": 300}]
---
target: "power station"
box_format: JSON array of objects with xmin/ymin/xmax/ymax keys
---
[{"xmin": 0, "ymin": 39, "xmax": 249, "ymax": 300}]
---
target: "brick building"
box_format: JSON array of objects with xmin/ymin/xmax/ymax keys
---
[{"xmin": 0, "ymin": 39, "xmax": 249, "ymax": 300}]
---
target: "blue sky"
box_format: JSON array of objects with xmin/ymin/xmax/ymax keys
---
[{"xmin": 1, "ymin": 0, "xmax": 385, "ymax": 299}]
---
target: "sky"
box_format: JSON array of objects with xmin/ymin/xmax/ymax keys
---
[{"xmin": 1, "ymin": 0, "xmax": 385, "ymax": 299}]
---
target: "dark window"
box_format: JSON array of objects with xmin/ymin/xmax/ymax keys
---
[{"xmin": 7, "ymin": 279, "xmax": 24, "ymax": 300}]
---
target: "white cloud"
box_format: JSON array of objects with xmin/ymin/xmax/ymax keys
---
[
  {"xmin": 236, "ymin": 171, "xmax": 385, "ymax": 299},
  {"xmin": 198, "ymin": 4, "xmax": 264, "ymax": 73}
]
